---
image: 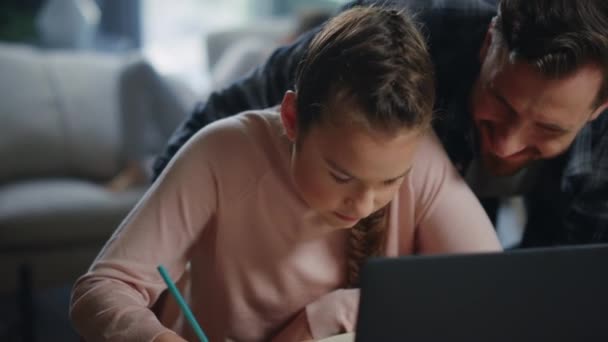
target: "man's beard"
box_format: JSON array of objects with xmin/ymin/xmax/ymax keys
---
[{"xmin": 481, "ymin": 152, "xmax": 531, "ymax": 177}]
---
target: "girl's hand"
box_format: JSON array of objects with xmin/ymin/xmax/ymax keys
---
[
  {"xmin": 153, "ymin": 331, "xmax": 189, "ymax": 342},
  {"xmin": 305, "ymin": 288, "xmax": 360, "ymax": 339},
  {"xmin": 271, "ymin": 309, "xmax": 314, "ymax": 342}
]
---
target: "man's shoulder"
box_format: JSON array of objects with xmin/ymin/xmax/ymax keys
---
[
  {"xmin": 590, "ymin": 112, "xmax": 608, "ymax": 177},
  {"xmin": 353, "ymin": 0, "xmax": 496, "ymax": 24},
  {"xmin": 553, "ymin": 112, "xmax": 608, "ymax": 202},
  {"xmin": 592, "ymin": 109, "xmax": 608, "ymax": 149},
  {"xmin": 415, "ymin": 0, "xmax": 495, "ymax": 74},
  {"xmin": 354, "ymin": 0, "xmax": 495, "ymax": 11}
]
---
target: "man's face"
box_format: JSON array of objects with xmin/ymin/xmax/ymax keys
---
[{"xmin": 470, "ymin": 32, "xmax": 606, "ymax": 176}]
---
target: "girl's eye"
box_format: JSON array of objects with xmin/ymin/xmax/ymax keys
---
[
  {"xmin": 330, "ymin": 172, "xmax": 351, "ymax": 184},
  {"xmin": 383, "ymin": 179, "xmax": 399, "ymax": 186}
]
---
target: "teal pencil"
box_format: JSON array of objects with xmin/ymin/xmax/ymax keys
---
[{"xmin": 157, "ymin": 265, "xmax": 209, "ymax": 342}]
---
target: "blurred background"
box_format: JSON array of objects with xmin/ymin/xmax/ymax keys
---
[{"xmin": 0, "ymin": 1, "xmax": 342, "ymax": 341}]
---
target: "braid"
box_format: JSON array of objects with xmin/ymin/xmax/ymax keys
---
[
  {"xmin": 293, "ymin": 5, "xmax": 434, "ymax": 287},
  {"xmin": 346, "ymin": 207, "xmax": 388, "ymax": 287},
  {"xmin": 386, "ymin": 9, "xmax": 410, "ymax": 53},
  {"xmin": 344, "ymin": 11, "xmax": 418, "ymax": 287},
  {"xmin": 295, "ymin": 5, "xmax": 435, "ymax": 134}
]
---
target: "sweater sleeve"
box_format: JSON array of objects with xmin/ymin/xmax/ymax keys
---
[
  {"xmin": 70, "ymin": 122, "xmax": 224, "ymax": 342},
  {"xmin": 410, "ymin": 132, "xmax": 502, "ymax": 254}
]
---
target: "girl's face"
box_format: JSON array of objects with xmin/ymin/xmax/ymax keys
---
[{"xmin": 281, "ymin": 91, "xmax": 422, "ymax": 229}]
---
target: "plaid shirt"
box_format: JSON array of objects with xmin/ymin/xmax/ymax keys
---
[
  {"xmin": 414, "ymin": 0, "xmax": 608, "ymax": 246},
  {"xmin": 155, "ymin": 0, "xmax": 608, "ymax": 247}
]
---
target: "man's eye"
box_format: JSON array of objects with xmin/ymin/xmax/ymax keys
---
[
  {"xmin": 330, "ymin": 172, "xmax": 351, "ymax": 184},
  {"xmin": 541, "ymin": 127, "xmax": 567, "ymax": 136}
]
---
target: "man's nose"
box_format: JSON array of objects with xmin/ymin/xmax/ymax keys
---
[{"xmin": 491, "ymin": 124, "xmax": 527, "ymax": 158}]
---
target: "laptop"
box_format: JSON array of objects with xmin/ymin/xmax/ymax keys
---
[{"xmin": 355, "ymin": 244, "xmax": 608, "ymax": 342}]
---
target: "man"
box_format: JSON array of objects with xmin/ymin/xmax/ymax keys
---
[{"xmin": 154, "ymin": 0, "xmax": 608, "ymax": 247}]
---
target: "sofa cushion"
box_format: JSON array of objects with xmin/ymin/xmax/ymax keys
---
[
  {"xmin": 0, "ymin": 43, "xmax": 68, "ymax": 182},
  {"xmin": 0, "ymin": 179, "xmax": 144, "ymax": 248},
  {"xmin": 0, "ymin": 43, "xmax": 125, "ymax": 183},
  {"xmin": 45, "ymin": 50, "xmax": 125, "ymax": 180}
]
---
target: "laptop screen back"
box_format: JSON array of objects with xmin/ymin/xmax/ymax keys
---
[{"xmin": 356, "ymin": 244, "xmax": 608, "ymax": 342}]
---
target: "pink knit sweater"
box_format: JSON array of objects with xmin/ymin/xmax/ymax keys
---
[{"xmin": 70, "ymin": 109, "xmax": 501, "ymax": 342}]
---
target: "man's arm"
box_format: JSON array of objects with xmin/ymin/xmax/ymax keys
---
[
  {"xmin": 150, "ymin": 0, "xmax": 380, "ymax": 180},
  {"xmin": 152, "ymin": 30, "xmax": 315, "ymax": 180}
]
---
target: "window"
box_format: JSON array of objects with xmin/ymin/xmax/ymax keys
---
[{"xmin": 141, "ymin": 0, "xmax": 347, "ymax": 95}]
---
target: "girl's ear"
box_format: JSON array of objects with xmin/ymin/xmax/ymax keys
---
[{"xmin": 281, "ymin": 90, "xmax": 298, "ymax": 141}]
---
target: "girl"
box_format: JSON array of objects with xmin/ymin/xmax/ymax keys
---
[{"xmin": 70, "ymin": 6, "xmax": 501, "ymax": 342}]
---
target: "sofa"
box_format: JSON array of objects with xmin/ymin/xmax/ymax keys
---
[{"xmin": 0, "ymin": 42, "xmax": 194, "ymax": 296}]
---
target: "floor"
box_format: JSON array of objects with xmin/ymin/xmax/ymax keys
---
[{"xmin": 0, "ymin": 284, "xmax": 79, "ymax": 342}]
